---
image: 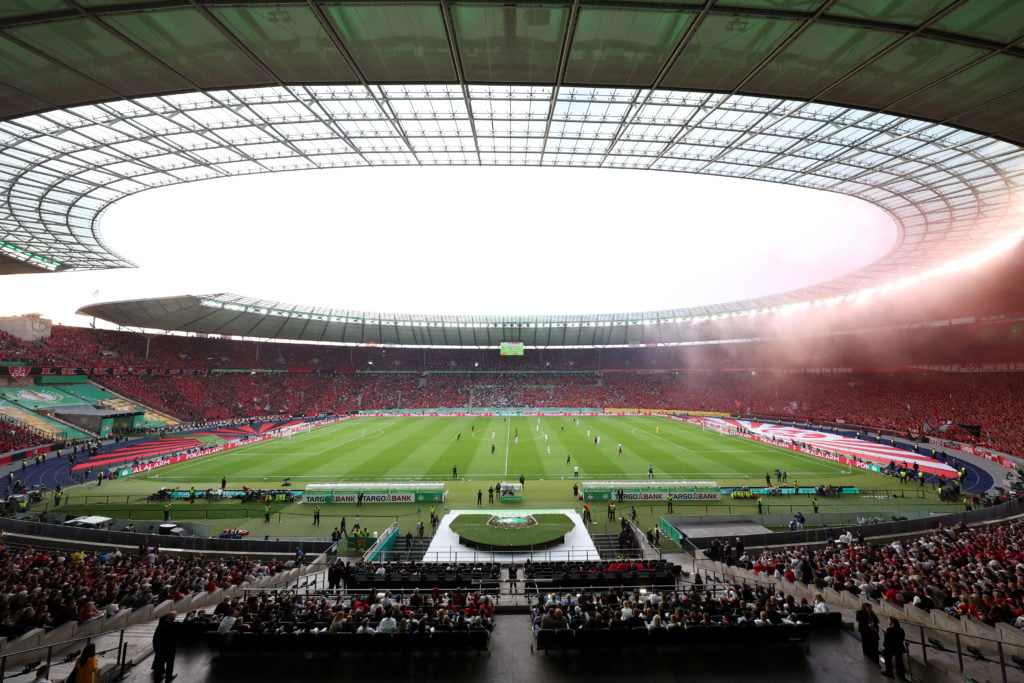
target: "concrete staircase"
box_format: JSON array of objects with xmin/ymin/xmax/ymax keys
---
[{"xmin": 590, "ymin": 532, "xmax": 643, "ymax": 560}]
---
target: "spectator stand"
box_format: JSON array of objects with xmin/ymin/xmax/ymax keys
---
[
  {"xmin": 340, "ymin": 560, "xmax": 504, "ymax": 593},
  {"xmin": 521, "ymin": 558, "xmax": 680, "ymax": 594},
  {"xmin": 201, "ymin": 587, "xmax": 494, "ymax": 657},
  {"xmin": 529, "ymin": 582, "xmax": 815, "ymax": 654},
  {"xmin": 688, "ymin": 515, "xmax": 1024, "ymax": 681},
  {"xmin": 0, "ymin": 537, "xmax": 329, "ymax": 676}
]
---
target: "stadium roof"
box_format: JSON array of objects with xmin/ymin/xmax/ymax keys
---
[{"xmin": 2, "ymin": 1, "xmax": 1023, "ymax": 344}]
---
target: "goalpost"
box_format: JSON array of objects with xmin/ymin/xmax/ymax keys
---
[{"xmin": 283, "ymin": 422, "xmax": 313, "ymax": 438}]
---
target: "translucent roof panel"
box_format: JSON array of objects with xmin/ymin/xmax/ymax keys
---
[
  {"xmin": 824, "ymin": 38, "xmax": 991, "ymax": 110},
  {"xmin": 450, "ymin": 3, "xmax": 569, "ymax": 83},
  {"xmin": 102, "ymin": 9, "xmax": 270, "ymax": 88},
  {"xmin": 0, "ymin": 0, "xmax": 64, "ymax": 20},
  {"xmin": 322, "ymin": 4, "xmax": 456, "ymax": 82},
  {"xmin": 210, "ymin": 5, "xmax": 359, "ymax": 84},
  {"xmin": 0, "ymin": 33, "xmax": 119, "ymax": 104},
  {"xmin": 0, "ymin": 1, "xmax": 1018, "ymax": 149},
  {"xmin": 829, "ymin": 0, "xmax": 953, "ymax": 25},
  {"xmin": 932, "ymin": 0, "xmax": 1024, "ymax": 42},
  {"xmin": 565, "ymin": 7, "xmax": 694, "ymax": 85},
  {"xmin": 743, "ymin": 25, "xmax": 902, "ymax": 99},
  {"xmin": 896, "ymin": 54, "xmax": 1023, "ymax": 122},
  {"xmin": 5, "ymin": 18, "xmax": 191, "ymax": 96},
  {"xmin": 662, "ymin": 15, "xmax": 800, "ymax": 91}
]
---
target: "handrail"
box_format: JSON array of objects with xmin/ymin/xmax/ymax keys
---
[{"xmin": 0, "ymin": 626, "xmax": 137, "ymax": 681}]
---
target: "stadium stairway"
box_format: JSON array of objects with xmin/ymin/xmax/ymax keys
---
[
  {"xmin": 392, "ymin": 535, "xmax": 433, "ymax": 561},
  {"xmin": 589, "ymin": 533, "xmax": 642, "ymax": 561}
]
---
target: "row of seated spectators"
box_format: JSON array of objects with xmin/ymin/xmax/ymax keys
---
[
  {"xmin": 340, "ymin": 560, "xmax": 502, "ymax": 590},
  {"xmin": 523, "ymin": 559, "xmax": 679, "ymax": 588},
  {"xmin": 531, "ymin": 582, "xmax": 829, "ymax": 635},
  {"xmin": 194, "ymin": 587, "xmax": 495, "ymax": 642},
  {"xmin": 0, "ymin": 541, "xmax": 285, "ymax": 640},
  {"xmin": 748, "ymin": 518, "xmax": 1024, "ymax": 631}
]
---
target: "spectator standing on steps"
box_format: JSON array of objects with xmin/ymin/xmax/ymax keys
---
[
  {"xmin": 151, "ymin": 611, "xmax": 178, "ymax": 682},
  {"xmin": 882, "ymin": 617, "xmax": 906, "ymax": 679},
  {"xmin": 70, "ymin": 643, "xmax": 98, "ymax": 683}
]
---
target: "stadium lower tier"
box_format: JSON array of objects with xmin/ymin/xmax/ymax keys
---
[{"xmin": 524, "ymin": 560, "xmax": 680, "ymax": 589}]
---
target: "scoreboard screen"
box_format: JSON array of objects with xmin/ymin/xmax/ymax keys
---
[{"xmin": 499, "ymin": 342, "xmax": 525, "ymax": 356}]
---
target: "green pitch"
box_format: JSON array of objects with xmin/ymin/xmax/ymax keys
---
[{"xmin": 54, "ymin": 416, "xmax": 958, "ymax": 540}]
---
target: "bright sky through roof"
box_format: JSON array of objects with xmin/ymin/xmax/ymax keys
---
[{"xmin": 2, "ymin": 166, "xmax": 895, "ymax": 325}]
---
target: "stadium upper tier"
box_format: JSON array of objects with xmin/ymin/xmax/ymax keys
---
[{"xmin": 1, "ymin": 1, "xmax": 1022, "ymax": 330}]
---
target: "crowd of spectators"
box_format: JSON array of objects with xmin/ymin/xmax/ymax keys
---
[
  {"xmin": 6, "ymin": 313, "xmax": 1021, "ymax": 376},
  {"xmin": 522, "ymin": 558, "xmax": 678, "ymax": 588},
  {"xmin": 0, "ymin": 541, "xmax": 285, "ymax": 640},
  {"xmin": 98, "ymin": 374, "xmax": 345, "ymax": 422},
  {"xmin": 189, "ymin": 586, "xmax": 495, "ymax": 638},
  {"xmin": 339, "ymin": 560, "xmax": 502, "ymax": 590},
  {"xmin": 0, "ymin": 418, "xmax": 47, "ymax": 454},
  {"xmin": 531, "ymin": 582, "xmax": 814, "ymax": 633},
  {"xmin": 747, "ymin": 519, "xmax": 1024, "ymax": 630},
  {"xmin": 0, "ymin": 329, "xmax": 34, "ymax": 362},
  {"xmin": 3, "ymin": 324, "xmax": 1024, "ymax": 456}
]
